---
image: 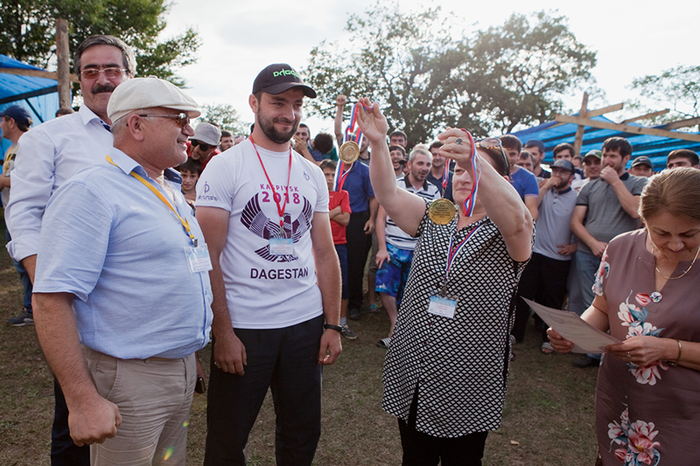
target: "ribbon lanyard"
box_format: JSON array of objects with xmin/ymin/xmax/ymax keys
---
[
  {"xmin": 461, "ymin": 131, "xmax": 481, "ymax": 217},
  {"xmin": 441, "ymin": 165, "xmax": 449, "ymax": 194},
  {"xmin": 344, "ymin": 103, "xmax": 364, "ymax": 147},
  {"xmin": 444, "ymin": 224, "xmax": 482, "ymax": 284},
  {"xmin": 250, "ymin": 136, "xmax": 293, "ymax": 233},
  {"xmin": 333, "ymin": 160, "xmax": 354, "ymax": 192},
  {"xmin": 3, "ymin": 145, "xmax": 17, "ymax": 173},
  {"xmin": 106, "ymin": 155, "xmax": 197, "ymax": 246}
]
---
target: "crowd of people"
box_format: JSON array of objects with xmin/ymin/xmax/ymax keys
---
[{"xmin": 1, "ymin": 33, "xmax": 699, "ymax": 466}]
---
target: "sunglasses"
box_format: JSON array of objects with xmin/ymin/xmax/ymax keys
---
[
  {"xmin": 138, "ymin": 112, "xmax": 191, "ymax": 129},
  {"xmin": 476, "ymin": 138, "xmax": 509, "ymax": 173},
  {"xmin": 191, "ymin": 139, "xmax": 214, "ymax": 151}
]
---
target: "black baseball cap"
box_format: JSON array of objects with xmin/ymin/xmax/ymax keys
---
[
  {"xmin": 0, "ymin": 105, "xmax": 32, "ymax": 126},
  {"xmin": 551, "ymin": 159, "xmax": 575, "ymax": 172},
  {"xmin": 252, "ymin": 64, "xmax": 317, "ymax": 98},
  {"xmin": 631, "ymin": 156, "xmax": 652, "ymax": 169}
]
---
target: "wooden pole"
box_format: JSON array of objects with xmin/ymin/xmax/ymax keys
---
[
  {"xmin": 56, "ymin": 18, "xmax": 71, "ymax": 109},
  {"xmin": 573, "ymin": 92, "xmax": 588, "ymax": 157}
]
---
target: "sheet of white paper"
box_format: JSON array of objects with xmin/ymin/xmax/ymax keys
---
[{"xmin": 523, "ymin": 298, "xmax": 621, "ymax": 353}]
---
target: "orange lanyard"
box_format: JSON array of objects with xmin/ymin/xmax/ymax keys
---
[{"xmin": 106, "ymin": 155, "xmax": 197, "ymax": 246}]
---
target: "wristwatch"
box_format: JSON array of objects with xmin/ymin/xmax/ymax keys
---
[{"xmin": 323, "ymin": 324, "xmax": 343, "ymax": 333}]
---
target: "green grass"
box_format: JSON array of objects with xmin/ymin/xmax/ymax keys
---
[{"xmin": 0, "ymin": 219, "xmax": 599, "ymax": 464}]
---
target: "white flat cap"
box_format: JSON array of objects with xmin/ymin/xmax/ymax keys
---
[{"xmin": 107, "ymin": 77, "xmax": 201, "ymax": 123}]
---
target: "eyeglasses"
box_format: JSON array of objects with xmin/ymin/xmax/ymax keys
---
[
  {"xmin": 80, "ymin": 67, "xmax": 128, "ymax": 79},
  {"xmin": 191, "ymin": 139, "xmax": 214, "ymax": 151},
  {"xmin": 138, "ymin": 113, "xmax": 191, "ymax": 129},
  {"xmin": 476, "ymin": 137, "xmax": 509, "ymax": 172}
]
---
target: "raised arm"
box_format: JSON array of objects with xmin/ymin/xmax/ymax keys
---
[
  {"xmin": 600, "ymin": 167, "xmax": 641, "ymax": 219},
  {"xmin": 438, "ymin": 129, "xmax": 533, "ymax": 262},
  {"xmin": 334, "ymin": 95, "xmax": 347, "ymax": 148},
  {"xmin": 356, "ymin": 98, "xmax": 426, "ymax": 237}
]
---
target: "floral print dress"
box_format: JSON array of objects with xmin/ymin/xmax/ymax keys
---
[{"xmin": 594, "ymin": 229, "xmax": 700, "ymax": 465}]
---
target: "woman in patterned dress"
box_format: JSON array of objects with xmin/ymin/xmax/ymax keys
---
[
  {"xmin": 356, "ymin": 99, "xmax": 533, "ymax": 465},
  {"xmin": 548, "ymin": 168, "xmax": 700, "ymax": 465}
]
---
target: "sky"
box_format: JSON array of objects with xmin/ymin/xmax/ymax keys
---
[{"xmin": 161, "ymin": 0, "xmax": 699, "ymax": 137}]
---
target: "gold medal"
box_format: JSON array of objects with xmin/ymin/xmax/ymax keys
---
[
  {"xmin": 339, "ymin": 141, "xmax": 360, "ymax": 164},
  {"xmin": 428, "ymin": 198, "xmax": 456, "ymax": 225}
]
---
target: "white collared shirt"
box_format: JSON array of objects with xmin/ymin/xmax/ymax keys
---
[{"xmin": 6, "ymin": 105, "xmax": 113, "ymax": 261}]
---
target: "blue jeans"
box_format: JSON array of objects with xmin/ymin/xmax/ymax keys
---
[
  {"xmin": 5, "ymin": 229, "xmax": 32, "ymax": 311},
  {"xmin": 575, "ymin": 250, "xmax": 601, "ymax": 310},
  {"xmin": 335, "ymin": 244, "xmax": 348, "ymax": 300},
  {"xmin": 576, "ymin": 250, "xmax": 602, "ymax": 360}
]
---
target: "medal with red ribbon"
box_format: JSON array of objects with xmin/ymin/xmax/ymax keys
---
[{"xmin": 339, "ymin": 103, "xmax": 363, "ymax": 164}]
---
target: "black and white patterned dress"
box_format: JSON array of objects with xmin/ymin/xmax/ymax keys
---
[{"xmin": 382, "ymin": 204, "xmax": 528, "ymax": 437}]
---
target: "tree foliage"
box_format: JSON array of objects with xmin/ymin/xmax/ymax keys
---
[
  {"xmin": 199, "ymin": 103, "xmax": 250, "ymax": 135},
  {"xmin": 302, "ymin": 3, "xmax": 596, "ymax": 146},
  {"xmin": 629, "ymin": 65, "xmax": 700, "ymax": 130},
  {"xmin": 0, "ymin": 0, "xmax": 199, "ymax": 86}
]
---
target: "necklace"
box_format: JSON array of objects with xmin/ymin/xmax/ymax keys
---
[{"xmin": 650, "ymin": 239, "xmax": 700, "ymax": 280}]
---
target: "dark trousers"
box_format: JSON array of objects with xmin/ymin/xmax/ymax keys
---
[
  {"xmin": 398, "ymin": 388, "xmax": 488, "ymax": 466},
  {"xmin": 512, "ymin": 253, "xmax": 571, "ymax": 343},
  {"xmin": 52, "ymin": 379, "xmax": 89, "ymax": 466},
  {"xmin": 204, "ymin": 315, "xmax": 324, "ymax": 466},
  {"xmin": 346, "ymin": 211, "xmax": 372, "ymax": 310}
]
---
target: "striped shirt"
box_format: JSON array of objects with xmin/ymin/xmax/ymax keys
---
[{"xmin": 385, "ymin": 176, "xmax": 440, "ymax": 250}]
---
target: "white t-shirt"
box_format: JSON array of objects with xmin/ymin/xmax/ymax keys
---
[{"xmin": 196, "ymin": 139, "xmax": 328, "ymax": 329}]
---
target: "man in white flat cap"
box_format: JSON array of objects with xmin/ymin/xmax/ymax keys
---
[
  {"xmin": 32, "ymin": 77, "xmax": 213, "ymax": 465},
  {"xmin": 5, "ymin": 34, "xmax": 135, "ymax": 466}
]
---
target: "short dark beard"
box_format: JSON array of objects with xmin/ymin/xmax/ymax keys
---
[{"xmin": 258, "ymin": 113, "xmax": 298, "ymax": 145}]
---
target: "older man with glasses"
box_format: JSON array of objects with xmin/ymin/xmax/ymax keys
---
[
  {"xmin": 4, "ymin": 34, "xmax": 135, "ymax": 466},
  {"xmin": 188, "ymin": 122, "xmax": 221, "ymax": 169},
  {"xmin": 32, "ymin": 77, "xmax": 212, "ymax": 465}
]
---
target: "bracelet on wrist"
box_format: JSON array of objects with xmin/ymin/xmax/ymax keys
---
[
  {"xmin": 668, "ymin": 339, "xmax": 682, "ymax": 367},
  {"xmin": 323, "ymin": 324, "xmax": 343, "ymax": 333}
]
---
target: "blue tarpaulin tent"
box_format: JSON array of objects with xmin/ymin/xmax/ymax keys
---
[
  {"xmin": 512, "ymin": 115, "xmax": 700, "ymax": 171},
  {"xmin": 0, "ymin": 54, "xmax": 61, "ymax": 156}
]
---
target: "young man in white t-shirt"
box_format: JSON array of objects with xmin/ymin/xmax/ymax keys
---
[{"xmin": 196, "ymin": 63, "xmax": 342, "ymax": 465}]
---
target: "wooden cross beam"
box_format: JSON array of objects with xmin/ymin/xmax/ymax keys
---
[
  {"xmin": 554, "ymin": 114, "xmax": 700, "ymax": 142},
  {"xmin": 0, "ymin": 67, "xmax": 79, "ymax": 83},
  {"xmin": 620, "ymin": 109, "xmax": 670, "ymax": 125}
]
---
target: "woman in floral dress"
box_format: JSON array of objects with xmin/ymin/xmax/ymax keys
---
[{"xmin": 549, "ymin": 167, "xmax": 700, "ymax": 465}]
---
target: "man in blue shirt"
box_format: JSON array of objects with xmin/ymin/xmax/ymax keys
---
[
  {"xmin": 500, "ymin": 134, "xmax": 539, "ymax": 221},
  {"xmin": 32, "ymin": 78, "xmax": 213, "ymax": 463}
]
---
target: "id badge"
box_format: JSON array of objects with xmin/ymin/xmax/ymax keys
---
[
  {"xmin": 184, "ymin": 244, "xmax": 213, "ymax": 273},
  {"xmin": 269, "ymin": 238, "xmax": 294, "ymax": 256},
  {"xmin": 428, "ymin": 295, "xmax": 458, "ymax": 319}
]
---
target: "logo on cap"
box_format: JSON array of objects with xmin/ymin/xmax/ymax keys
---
[{"xmin": 273, "ymin": 69, "xmax": 300, "ymax": 79}]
